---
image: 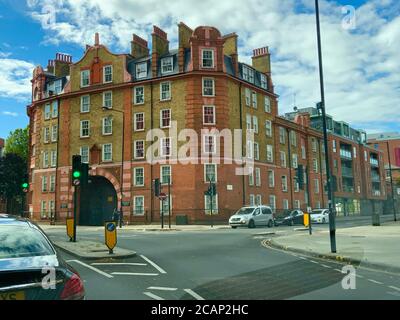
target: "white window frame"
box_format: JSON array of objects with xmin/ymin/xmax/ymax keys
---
[
  {"xmin": 80, "ymin": 95, "xmax": 90, "ymax": 113},
  {"xmin": 290, "ymin": 131, "xmax": 297, "ymax": 147},
  {"xmin": 204, "ymin": 194, "xmax": 218, "ymax": 215},
  {"xmin": 160, "ymin": 109, "xmax": 171, "ymax": 128},
  {"xmin": 292, "ymin": 154, "xmax": 298, "ymax": 169},
  {"xmin": 102, "ymin": 117, "xmax": 113, "ymax": 135},
  {"xmin": 301, "ymin": 145, "xmax": 306, "ymax": 159},
  {"xmin": 313, "ymin": 158, "xmax": 318, "ymax": 173},
  {"xmin": 80, "ymin": 146, "xmax": 89, "ymax": 164},
  {"xmin": 282, "ymin": 175, "xmax": 288, "ymax": 192},
  {"xmin": 248, "ymin": 168, "xmax": 254, "ymax": 186},
  {"xmin": 133, "ymin": 196, "xmax": 145, "ymax": 215},
  {"xmin": 249, "ymin": 194, "xmax": 255, "ymax": 206},
  {"xmin": 203, "ymin": 135, "xmax": 216, "ymax": 155},
  {"xmin": 134, "ymin": 112, "xmax": 145, "ymax": 131},
  {"xmin": 279, "ymin": 127, "xmax": 286, "ymax": 144},
  {"xmin": 133, "ymin": 86, "xmax": 145, "ymax": 105},
  {"xmin": 204, "ymin": 163, "xmax": 217, "ymax": 183},
  {"xmin": 312, "ymin": 138, "xmax": 317, "ymax": 152},
  {"xmin": 266, "ymin": 144, "xmax": 274, "ymax": 163},
  {"xmin": 44, "ymin": 104, "xmax": 51, "ymax": 120},
  {"xmin": 269, "ymin": 195, "xmax": 276, "ymax": 212},
  {"xmin": 255, "ymin": 168, "xmax": 261, "ymax": 187},
  {"xmin": 268, "ymin": 170, "xmax": 275, "ymax": 188},
  {"xmin": 202, "ymin": 77, "xmax": 215, "ymax": 97},
  {"xmin": 51, "ymin": 101, "xmax": 58, "ymax": 118},
  {"xmin": 255, "ymin": 195, "xmax": 262, "ymax": 206},
  {"xmin": 134, "ymin": 167, "xmax": 145, "ymax": 187},
  {"xmin": 102, "ymin": 144, "xmax": 112, "ymax": 162},
  {"xmin": 103, "ymin": 91, "xmax": 113, "ymax": 108},
  {"xmin": 203, "ymin": 105, "xmax": 216, "ymax": 125},
  {"xmin": 294, "ymin": 200, "xmax": 301, "ymax": 209},
  {"xmin": 50, "ymin": 175, "xmax": 56, "ymax": 192},
  {"xmin": 314, "ymin": 179, "xmax": 320, "ymax": 194},
  {"xmin": 43, "ymin": 152, "xmax": 49, "ymax": 168},
  {"xmin": 252, "ymin": 91, "xmax": 257, "ymax": 109},
  {"xmin": 134, "ymin": 140, "xmax": 145, "ymax": 159},
  {"xmin": 280, "ymin": 151, "xmax": 287, "ymax": 168},
  {"xmin": 246, "ymin": 114, "xmax": 252, "ymax": 131},
  {"xmin": 201, "ymin": 49, "xmax": 214, "ymax": 68},
  {"xmin": 283, "ymin": 199, "xmax": 289, "ymax": 210},
  {"xmin": 136, "ymin": 62, "xmax": 147, "ymax": 79},
  {"xmin": 245, "ymin": 88, "xmax": 251, "ymax": 106},
  {"xmin": 261, "ymin": 74, "xmax": 267, "ymax": 89},
  {"xmin": 44, "ymin": 127, "xmax": 50, "ymax": 143},
  {"xmin": 42, "ymin": 176, "xmax": 48, "ymax": 192},
  {"xmin": 50, "ymin": 150, "xmax": 57, "ymax": 167},
  {"xmin": 264, "ymin": 96, "xmax": 271, "ymax": 113},
  {"xmin": 80, "ymin": 70, "xmax": 90, "ymax": 87},
  {"xmin": 160, "ymin": 81, "xmax": 171, "ymax": 101},
  {"xmin": 254, "ymin": 142, "xmax": 260, "ymax": 160},
  {"xmin": 265, "ymin": 120, "xmax": 272, "ymax": 137},
  {"xmin": 103, "ymin": 65, "xmax": 113, "ymax": 83},
  {"xmin": 161, "ymin": 57, "xmax": 173, "ymax": 74},
  {"xmin": 160, "ymin": 165, "xmax": 172, "ymax": 185},
  {"xmin": 80, "ymin": 120, "xmax": 90, "ymax": 138},
  {"xmin": 252, "ymin": 115, "xmax": 258, "ymax": 133},
  {"xmin": 160, "ymin": 137, "xmax": 171, "ymax": 157}
]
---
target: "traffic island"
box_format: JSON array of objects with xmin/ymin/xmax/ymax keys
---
[
  {"xmin": 53, "ymin": 240, "xmax": 137, "ymax": 260},
  {"xmin": 262, "ymin": 221, "xmax": 400, "ymax": 274}
]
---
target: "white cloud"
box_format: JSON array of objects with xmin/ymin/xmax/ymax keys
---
[
  {"xmin": 2, "ymin": 111, "xmax": 19, "ymax": 117},
  {"xmin": 0, "ymin": 58, "xmax": 35, "ymax": 100},
  {"xmin": 25, "ymin": 0, "xmax": 400, "ymax": 130}
]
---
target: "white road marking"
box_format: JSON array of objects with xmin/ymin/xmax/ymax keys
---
[
  {"xmin": 91, "ymin": 262, "xmax": 147, "ymax": 266},
  {"xmin": 388, "ymin": 286, "xmax": 400, "ymax": 292},
  {"xmin": 148, "ymin": 286, "xmax": 178, "ymax": 291},
  {"xmin": 356, "ymin": 274, "xmax": 364, "ymax": 279},
  {"xmin": 367, "ymin": 279, "xmax": 383, "ymax": 285},
  {"xmin": 334, "ymin": 269, "xmax": 342, "ymax": 272},
  {"xmin": 111, "ymin": 272, "xmax": 159, "ymax": 276},
  {"xmin": 321, "ymin": 264, "xmax": 332, "ymax": 269},
  {"xmin": 143, "ymin": 292, "xmax": 165, "ymax": 300},
  {"xmin": 66, "ymin": 259, "xmax": 113, "ymax": 278},
  {"xmin": 140, "ymin": 255, "xmax": 167, "ymax": 274},
  {"xmin": 184, "ymin": 289, "xmax": 205, "ymax": 300},
  {"xmin": 309, "ymin": 260, "xmax": 319, "ymax": 264},
  {"xmin": 298, "ymin": 256, "xmax": 307, "ymax": 260}
]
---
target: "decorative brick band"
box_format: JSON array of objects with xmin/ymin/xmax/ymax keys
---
[{"xmin": 132, "ymin": 34, "xmax": 148, "ymax": 48}]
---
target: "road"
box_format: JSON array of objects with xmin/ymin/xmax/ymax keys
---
[{"xmin": 45, "ymin": 221, "xmax": 400, "ymax": 300}]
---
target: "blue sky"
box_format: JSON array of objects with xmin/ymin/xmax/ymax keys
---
[{"xmin": 0, "ymin": 0, "xmax": 399, "ymax": 139}]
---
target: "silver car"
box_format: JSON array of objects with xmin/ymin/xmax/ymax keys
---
[
  {"xmin": 229, "ymin": 206, "xmax": 274, "ymax": 229},
  {"xmin": 310, "ymin": 209, "xmax": 330, "ymax": 224}
]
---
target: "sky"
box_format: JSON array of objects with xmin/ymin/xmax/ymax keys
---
[{"xmin": 0, "ymin": 0, "xmax": 399, "ymax": 139}]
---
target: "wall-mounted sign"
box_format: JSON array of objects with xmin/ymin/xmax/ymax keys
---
[
  {"xmin": 60, "ymin": 203, "xmax": 68, "ymax": 209},
  {"xmin": 122, "ymin": 201, "xmax": 131, "ymax": 207},
  {"xmin": 104, "ymin": 221, "xmax": 117, "ymax": 254},
  {"xmin": 227, "ymin": 185, "xmax": 233, "ymax": 191}
]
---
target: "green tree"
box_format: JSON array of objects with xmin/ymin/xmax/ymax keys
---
[
  {"xmin": 0, "ymin": 153, "xmax": 27, "ymax": 214},
  {"xmin": 4, "ymin": 126, "xmax": 29, "ymax": 161}
]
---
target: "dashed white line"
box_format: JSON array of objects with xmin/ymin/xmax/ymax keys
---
[
  {"xmin": 367, "ymin": 279, "xmax": 383, "ymax": 285},
  {"xmin": 388, "ymin": 286, "xmax": 400, "ymax": 292},
  {"xmin": 140, "ymin": 255, "xmax": 167, "ymax": 274},
  {"xmin": 143, "ymin": 292, "xmax": 165, "ymax": 300},
  {"xmin": 111, "ymin": 272, "xmax": 159, "ymax": 276},
  {"xmin": 184, "ymin": 289, "xmax": 205, "ymax": 300},
  {"xmin": 148, "ymin": 286, "xmax": 178, "ymax": 291},
  {"xmin": 91, "ymin": 262, "xmax": 147, "ymax": 266},
  {"xmin": 321, "ymin": 264, "xmax": 332, "ymax": 269},
  {"xmin": 309, "ymin": 260, "xmax": 319, "ymax": 264},
  {"xmin": 356, "ymin": 274, "xmax": 364, "ymax": 279},
  {"xmin": 334, "ymin": 269, "xmax": 342, "ymax": 272},
  {"xmin": 298, "ymin": 256, "xmax": 307, "ymax": 260},
  {"xmin": 66, "ymin": 259, "xmax": 113, "ymax": 278}
]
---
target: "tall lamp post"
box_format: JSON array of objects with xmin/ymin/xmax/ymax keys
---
[
  {"xmin": 386, "ymin": 141, "xmax": 397, "ymax": 221},
  {"xmin": 315, "ymin": 0, "xmax": 337, "ymax": 253},
  {"xmin": 102, "ymin": 106, "xmax": 125, "ymax": 227}
]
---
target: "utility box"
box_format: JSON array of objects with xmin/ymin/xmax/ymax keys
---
[{"xmin": 175, "ymin": 215, "xmax": 188, "ymax": 225}]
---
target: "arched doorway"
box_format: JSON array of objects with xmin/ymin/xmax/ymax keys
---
[{"xmin": 79, "ymin": 176, "xmax": 117, "ymax": 226}]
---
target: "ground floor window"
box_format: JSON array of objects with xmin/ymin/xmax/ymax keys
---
[
  {"xmin": 205, "ymin": 194, "xmax": 218, "ymax": 215},
  {"xmin": 133, "ymin": 196, "xmax": 145, "ymax": 215},
  {"xmin": 160, "ymin": 195, "xmax": 172, "ymax": 216}
]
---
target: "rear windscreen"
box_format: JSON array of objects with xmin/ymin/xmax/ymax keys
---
[{"xmin": 0, "ymin": 226, "xmax": 55, "ymax": 259}]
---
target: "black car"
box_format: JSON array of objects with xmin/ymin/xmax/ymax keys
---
[
  {"xmin": 274, "ymin": 210, "xmax": 304, "ymax": 226},
  {"xmin": 0, "ymin": 214, "xmax": 85, "ymax": 300}
]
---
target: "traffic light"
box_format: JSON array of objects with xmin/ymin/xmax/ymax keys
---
[
  {"xmin": 22, "ymin": 173, "xmax": 29, "ymax": 193},
  {"xmin": 72, "ymin": 155, "xmax": 82, "ymax": 186},
  {"xmin": 80, "ymin": 163, "xmax": 89, "ymax": 187},
  {"xmin": 154, "ymin": 179, "xmax": 161, "ymax": 197},
  {"xmin": 296, "ymin": 165, "xmax": 304, "ymax": 190}
]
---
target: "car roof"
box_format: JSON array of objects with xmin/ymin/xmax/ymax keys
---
[{"xmin": 0, "ymin": 214, "xmax": 38, "ymax": 228}]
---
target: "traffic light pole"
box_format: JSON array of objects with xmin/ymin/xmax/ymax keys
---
[
  {"xmin": 168, "ymin": 177, "xmax": 171, "ymax": 229},
  {"xmin": 386, "ymin": 141, "xmax": 397, "ymax": 221},
  {"xmin": 73, "ymin": 185, "xmax": 78, "ymax": 242},
  {"xmin": 315, "ymin": 0, "xmax": 336, "ymax": 253},
  {"xmin": 305, "ymin": 166, "xmax": 312, "ymax": 235}
]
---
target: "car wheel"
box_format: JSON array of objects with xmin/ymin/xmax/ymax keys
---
[
  {"xmin": 248, "ymin": 220, "xmax": 255, "ymax": 229},
  {"xmin": 231, "ymin": 226, "xmax": 237, "ymax": 229},
  {"xmin": 267, "ymin": 220, "xmax": 273, "ymax": 228}
]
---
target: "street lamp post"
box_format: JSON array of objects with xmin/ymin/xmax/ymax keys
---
[
  {"xmin": 386, "ymin": 141, "xmax": 397, "ymax": 221},
  {"xmin": 315, "ymin": 0, "xmax": 336, "ymax": 253},
  {"xmin": 103, "ymin": 106, "xmax": 125, "ymax": 227}
]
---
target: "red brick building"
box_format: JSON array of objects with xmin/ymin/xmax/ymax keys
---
[{"xmin": 26, "ymin": 23, "xmax": 386, "ymax": 225}]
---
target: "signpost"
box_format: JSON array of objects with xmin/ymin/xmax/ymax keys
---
[
  {"xmin": 159, "ymin": 192, "xmax": 167, "ymax": 229},
  {"xmin": 66, "ymin": 218, "xmax": 74, "ymax": 242},
  {"xmin": 105, "ymin": 221, "xmax": 117, "ymax": 254}
]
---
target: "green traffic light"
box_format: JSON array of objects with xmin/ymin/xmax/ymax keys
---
[
  {"xmin": 73, "ymin": 171, "xmax": 81, "ymax": 178},
  {"xmin": 22, "ymin": 183, "xmax": 29, "ymax": 188}
]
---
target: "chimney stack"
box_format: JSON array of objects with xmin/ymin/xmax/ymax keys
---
[
  {"xmin": 223, "ymin": 33, "xmax": 239, "ymax": 76},
  {"xmin": 252, "ymin": 46, "xmax": 271, "ymax": 75},
  {"xmin": 152, "ymin": 25, "xmax": 169, "ymax": 77},
  {"xmin": 131, "ymin": 34, "xmax": 149, "ymax": 59},
  {"xmin": 95, "ymin": 33, "xmax": 100, "ymax": 46}
]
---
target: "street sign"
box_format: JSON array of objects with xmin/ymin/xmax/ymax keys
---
[
  {"xmin": 105, "ymin": 221, "xmax": 117, "ymax": 254},
  {"xmin": 159, "ymin": 192, "xmax": 167, "ymax": 201},
  {"xmin": 66, "ymin": 218, "xmax": 74, "ymax": 241}
]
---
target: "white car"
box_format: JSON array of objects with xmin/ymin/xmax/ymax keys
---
[
  {"xmin": 310, "ymin": 209, "xmax": 330, "ymax": 224},
  {"xmin": 229, "ymin": 205, "xmax": 274, "ymax": 229}
]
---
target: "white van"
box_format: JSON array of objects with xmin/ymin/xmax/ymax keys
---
[{"xmin": 229, "ymin": 205, "xmax": 274, "ymax": 229}]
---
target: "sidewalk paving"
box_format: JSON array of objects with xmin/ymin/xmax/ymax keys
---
[{"xmin": 266, "ymin": 221, "xmax": 400, "ymax": 274}]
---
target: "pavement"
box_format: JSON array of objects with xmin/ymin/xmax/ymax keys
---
[{"xmin": 266, "ymin": 221, "xmax": 400, "ymax": 274}]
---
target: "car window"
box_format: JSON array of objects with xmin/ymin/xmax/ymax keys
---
[
  {"xmin": 235, "ymin": 207, "xmax": 255, "ymax": 215},
  {"xmin": 262, "ymin": 208, "xmax": 270, "ymax": 215},
  {"xmin": 254, "ymin": 208, "xmax": 261, "ymax": 215},
  {"xmin": 0, "ymin": 225, "xmax": 55, "ymax": 259}
]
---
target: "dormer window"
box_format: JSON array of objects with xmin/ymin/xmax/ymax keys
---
[
  {"xmin": 202, "ymin": 49, "xmax": 214, "ymax": 68},
  {"xmin": 242, "ymin": 65, "xmax": 254, "ymax": 83},
  {"xmin": 161, "ymin": 57, "xmax": 173, "ymax": 74},
  {"xmin": 103, "ymin": 65, "xmax": 113, "ymax": 83},
  {"xmin": 260, "ymin": 74, "xmax": 267, "ymax": 89},
  {"xmin": 81, "ymin": 70, "xmax": 90, "ymax": 87},
  {"xmin": 136, "ymin": 62, "xmax": 147, "ymax": 79}
]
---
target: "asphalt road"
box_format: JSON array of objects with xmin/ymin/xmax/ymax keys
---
[{"xmin": 46, "ymin": 224, "xmax": 400, "ymax": 300}]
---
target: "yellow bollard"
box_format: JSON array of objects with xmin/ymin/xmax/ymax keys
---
[
  {"xmin": 66, "ymin": 218, "xmax": 74, "ymax": 241},
  {"xmin": 303, "ymin": 212, "xmax": 310, "ymax": 227}
]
